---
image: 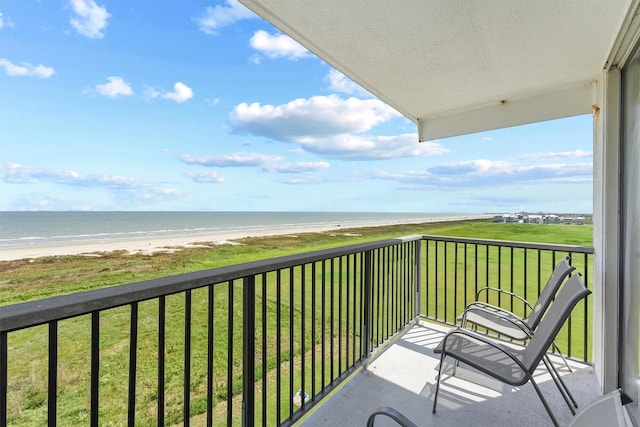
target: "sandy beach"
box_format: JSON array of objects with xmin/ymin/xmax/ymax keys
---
[
  {"xmin": 0, "ymin": 215, "xmax": 486, "ymax": 261},
  {"xmin": 0, "ymin": 215, "xmax": 488, "ymax": 262}
]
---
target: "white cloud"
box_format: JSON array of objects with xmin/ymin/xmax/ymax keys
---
[
  {"xmin": 145, "ymin": 82, "xmax": 194, "ymax": 103},
  {"xmin": 262, "ymin": 161, "xmax": 330, "ymax": 173},
  {"xmin": 298, "ymin": 134, "xmax": 448, "ymax": 160},
  {"xmin": 250, "ymin": 30, "xmax": 311, "ymax": 60},
  {"xmin": 1, "ymin": 163, "xmax": 140, "ymax": 187},
  {"xmin": 520, "ymin": 149, "xmax": 593, "ymax": 160},
  {"xmin": 0, "ymin": 58, "xmax": 55, "ymax": 78},
  {"xmin": 95, "ymin": 76, "xmax": 133, "ymax": 98},
  {"xmin": 326, "ymin": 69, "xmax": 371, "ymax": 97},
  {"xmin": 230, "ymin": 95, "xmax": 400, "ymax": 141},
  {"xmin": 162, "ymin": 82, "xmax": 194, "ymax": 103},
  {"xmin": 69, "ymin": 0, "xmax": 110, "ymax": 39},
  {"xmin": 0, "ymin": 12, "xmax": 15, "ymax": 29},
  {"xmin": 229, "ymin": 95, "xmax": 445, "ymax": 160},
  {"xmin": 195, "ymin": 0, "xmax": 256, "ymax": 35},
  {"xmin": 143, "ymin": 85, "xmax": 161, "ymax": 99},
  {"xmin": 1, "ymin": 163, "xmax": 184, "ymax": 205},
  {"xmin": 367, "ymin": 159, "xmax": 593, "ymax": 189},
  {"xmin": 179, "ymin": 152, "xmax": 284, "ymax": 167},
  {"xmin": 184, "ymin": 171, "xmax": 226, "ymax": 183}
]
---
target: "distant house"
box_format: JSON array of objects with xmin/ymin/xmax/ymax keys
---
[
  {"xmin": 525, "ymin": 215, "xmax": 543, "ymax": 225},
  {"xmin": 544, "ymin": 215, "xmax": 561, "ymax": 224}
]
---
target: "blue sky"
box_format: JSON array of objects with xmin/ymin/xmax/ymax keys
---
[{"xmin": 0, "ymin": 0, "xmax": 593, "ymax": 213}]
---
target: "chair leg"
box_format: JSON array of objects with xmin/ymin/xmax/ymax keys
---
[
  {"xmin": 432, "ymin": 351, "xmax": 447, "ymax": 414},
  {"xmin": 551, "ymin": 340, "xmax": 573, "ymax": 372},
  {"xmin": 542, "ymin": 357, "xmax": 577, "ymax": 414},
  {"xmin": 543, "ymin": 355, "xmax": 578, "ymax": 411},
  {"xmin": 528, "ymin": 373, "xmax": 560, "ymax": 427}
]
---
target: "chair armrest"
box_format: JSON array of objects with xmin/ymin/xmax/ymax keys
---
[
  {"xmin": 366, "ymin": 407, "xmax": 418, "ymax": 427},
  {"xmin": 475, "ymin": 287, "xmax": 534, "ymax": 311},
  {"xmin": 459, "ymin": 304, "xmax": 533, "ymax": 338}
]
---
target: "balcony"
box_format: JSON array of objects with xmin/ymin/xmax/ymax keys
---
[
  {"xmin": 0, "ymin": 235, "xmax": 595, "ymax": 426},
  {"xmin": 300, "ymin": 321, "xmax": 598, "ymax": 426}
]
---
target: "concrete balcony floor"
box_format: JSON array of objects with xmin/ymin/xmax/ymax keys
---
[{"xmin": 300, "ymin": 321, "xmax": 600, "ymax": 427}]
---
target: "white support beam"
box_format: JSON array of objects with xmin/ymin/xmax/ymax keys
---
[
  {"xmin": 592, "ymin": 67, "xmax": 621, "ymax": 393},
  {"xmin": 417, "ymin": 84, "xmax": 593, "ymax": 142}
]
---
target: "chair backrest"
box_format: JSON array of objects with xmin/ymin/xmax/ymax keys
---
[
  {"xmin": 522, "ymin": 273, "xmax": 590, "ymax": 372},
  {"xmin": 527, "ymin": 255, "xmax": 575, "ymax": 329}
]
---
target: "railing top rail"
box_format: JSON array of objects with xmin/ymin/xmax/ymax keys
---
[
  {"xmin": 421, "ymin": 234, "xmax": 594, "ymax": 254},
  {"xmin": 0, "ymin": 235, "xmax": 422, "ymax": 333}
]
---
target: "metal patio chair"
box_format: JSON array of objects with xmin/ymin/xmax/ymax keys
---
[
  {"xmin": 458, "ymin": 255, "xmax": 575, "ymax": 372},
  {"xmin": 433, "ymin": 274, "xmax": 591, "ymax": 427}
]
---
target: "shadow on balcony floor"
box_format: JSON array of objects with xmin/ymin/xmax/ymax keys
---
[{"xmin": 300, "ymin": 321, "xmax": 600, "ymax": 427}]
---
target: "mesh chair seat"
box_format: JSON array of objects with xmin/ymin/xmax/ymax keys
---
[
  {"xmin": 461, "ymin": 304, "xmax": 531, "ymax": 340},
  {"xmin": 435, "ymin": 331, "xmax": 528, "ymax": 385}
]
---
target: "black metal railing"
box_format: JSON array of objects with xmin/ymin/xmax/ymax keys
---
[
  {"xmin": 0, "ymin": 236, "xmax": 419, "ymax": 427},
  {"xmin": 421, "ymin": 235, "xmax": 594, "ymax": 362},
  {"xmin": 0, "ymin": 235, "xmax": 594, "ymax": 426}
]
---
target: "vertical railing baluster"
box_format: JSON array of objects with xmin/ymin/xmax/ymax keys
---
[
  {"xmin": 242, "ymin": 276, "xmax": 256, "ymax": 427},
  {"xmin": 321, "ymin": 261, "xmax": 326, "ymax": 392},
  {"xmin": 184, "ymin": 291, "xmax": 191, "ymax": 427},
  {"xmin": 384, "ymin": 247, "xmax": 389, "ymax": 340},
  {"xmin": 128, "ymin": 303, "xmax": 138, "ymax": 426},
  {"xmin": 474, "ymin": 244, "xmax": 479, "ymax": 304},
  {"xmin": 338, "ymin": 257, "xmax": 343, "ymax": 375},
  {"xmin": 289, "ymin": 268, "xmax": 294, "ymax": 420},
  {"xmin": 537, "ymin": 250, "xmax": 542, "ymax": 296},
  {"xmin": 0, "ymin": 331, "xmax": 7, "ymax": 427},
  {"xmin": 394, "ymin": 245, "xmax": 399, "ymax": 330},
  {"xmin": 91, "ymin": 312, "xmax": 100, "ymax": 427},
  {"xmin": 330, "ymin": 259, "xmax": 334, "ymax": 381},
  {"xmin": 346, "ymin": 255, "xmax": 350, "ymax": 364},
  {"xmin": 453, "ymin": 243, "xmax": 458, "ymax": 323},
  {"xmin": 444, "ymin": 242, "xmax": 448, "ymax": 323},
  {"xmin": 415, "ymin": 240, "xmax": 422, "ymax": 319},
  {"xmin": 158, "ymin": 296, "xmax": 166, "ymax": 427},
  {"xmin": 497, "ymin": 246, "xmax": 502, "ymax": 307},
  {"xmin": 435, "ymin": 241, "xmax": 439, "ymax": 320},
  {"xmin": 524, "ymin": 249, "xmax": 528, "ymax": 316},
  {"xmin": 362, "ymin": 250, "xmax": 373, "ymax": 357},
  {"xmin": 510, "ymin": 247, "xmax": 514, "ymax": 312},
  {"xmin": 227, "ymin": 281, "xmax": 234, "ymax": 427},
  {"xmin": 376, "ymin": 249, "xmax": 382, "ymax": 345},
  {"xmin": 262, "ymin": 273, "xmax": 267, "ymax": 425},
  {"xmin": 425, "ymin": 239, "xmax": 430, "ymax": 318},
  {"xmin": 206, "ymin": 287, "xmax": 213, "ymax": 427},
  {"xmin": 48, "ymin": 321, "xmax": 58, "ymax": 427},
  {"xmin": 311, "ymin": 262, "xmax": 316, "ymax": 399},
  {"xmin": 463, "ymin": 243, "xmax": 468, "ymax": 310},
  {"xmin": 358, "ymin": 252, "xmax": 362, "ymax": 361},
  {"xmin": 276, "ymin": 271, "xmax": 282, "ymax": 425},
  {"xmin": 484, "ymin": 245, "xmax": 489, "ymax": 302},
  {"xmin": 301, "ymin": 265, "xmax": 306, "ymax": 410}
]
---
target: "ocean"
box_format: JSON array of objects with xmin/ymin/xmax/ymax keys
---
[{"xmin": 0, "ymin": 211, "xmax": 472, "ymax": 248}]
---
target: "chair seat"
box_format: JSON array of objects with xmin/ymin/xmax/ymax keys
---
[
  {"xmin": 460, "ymin": 304, "xmax": 531, "ymax": 341},
  {"xmin": 434, "ymin": 330, "xmax": 529, "ymax": 385}
]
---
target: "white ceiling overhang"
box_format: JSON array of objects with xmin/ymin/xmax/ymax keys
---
[{"xmin": 239, "ymin": 0, "xmax": 636, "ymax": 141}]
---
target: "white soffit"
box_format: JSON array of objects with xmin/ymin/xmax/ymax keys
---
[{"xmin": 239, "ymin": 0, "xmax": 633, "ymax": 141}]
